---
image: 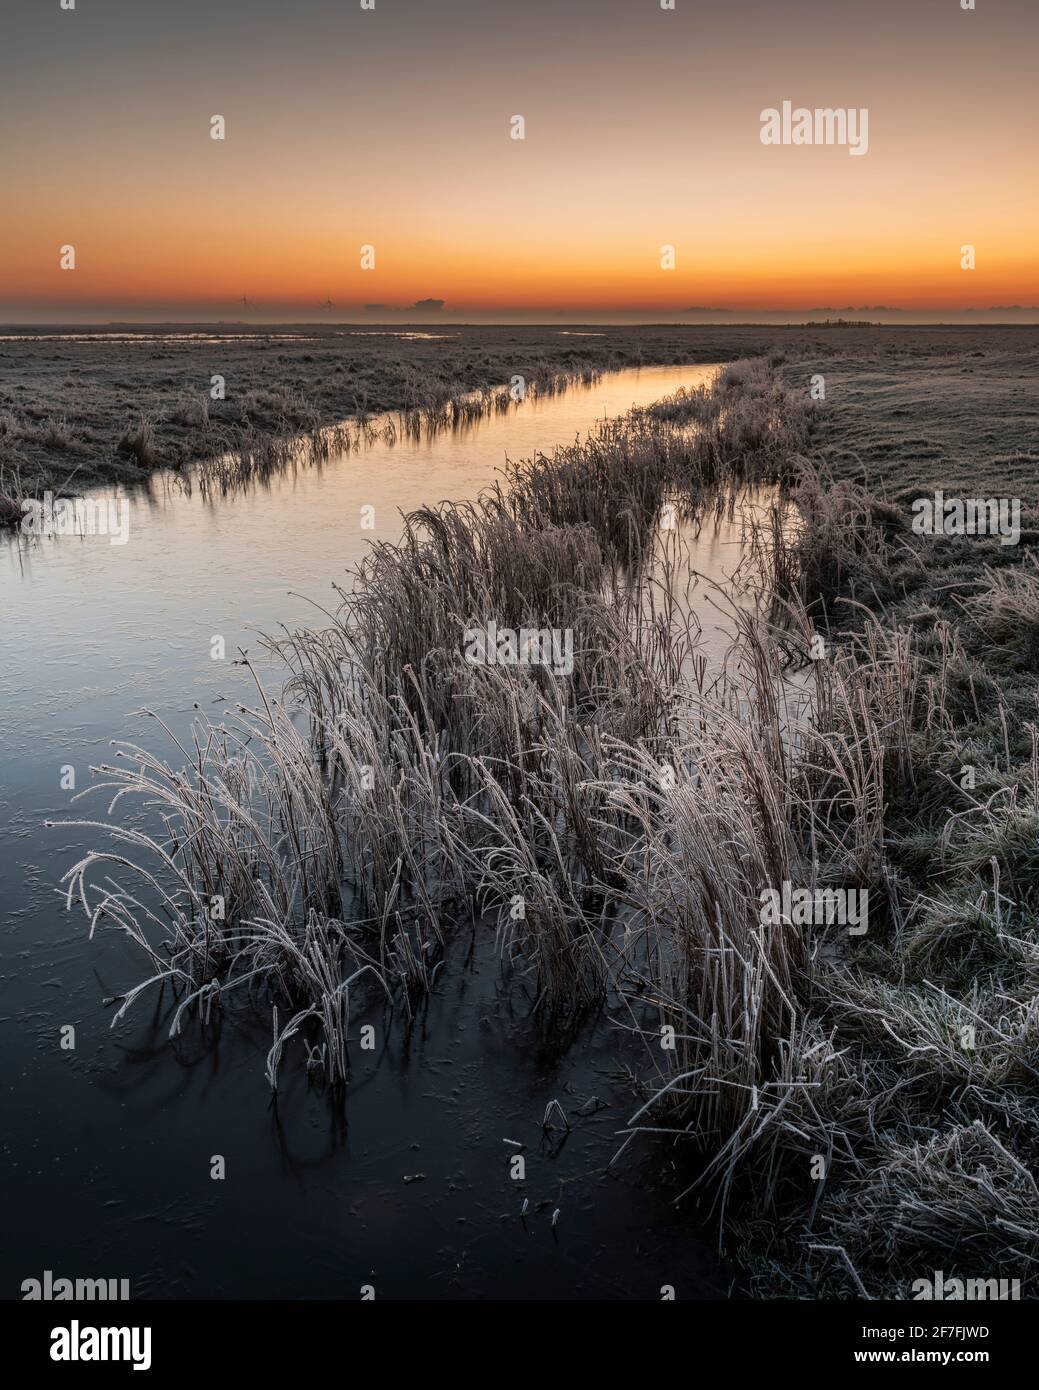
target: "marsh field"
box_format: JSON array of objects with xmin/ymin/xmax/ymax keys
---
[{"xmin": 3, "ymin": 324, "xmax": 1039, "ymax": 1301}]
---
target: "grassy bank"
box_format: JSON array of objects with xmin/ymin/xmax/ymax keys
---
[
  {"xmin": 0, "ymin": 324, "xmax": 790, "ymax": 520},
  {"xmin": 55, "ymin": 334, "xmax": 1039, "ymax": 1298},
  {"xmin": 6, "ymin": 323, "xmax": 1033, "ymax": 521}
]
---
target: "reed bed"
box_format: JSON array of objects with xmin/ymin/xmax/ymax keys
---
[{"xmin": 58, "ymin": 355, "xmax": 1039, "ymax": 1297}]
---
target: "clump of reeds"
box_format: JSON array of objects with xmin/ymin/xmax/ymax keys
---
[
  {"xmin": 760, "ymin": 463, "xmax": 908, "ymax": 614},
  {"xmin": 962, "ymin": 554, "xmax": 1039, "ymax": 669},
  {"xmin": 825, "ymin": 1121, "xmax": 1039, "ymax": 1267},
  {"xmin": 35, "ymin": 418, "xmax": 72, "ymax": 450},
  {"xmin": 116, "ymin": 418, "xmax": 159, "ymax": 468},
  {"xmin": 633, "ymin": 382, "xmax": 720, "ymax": 426},
  {"xmin": 0, "ymin": 463, "xmax": 26, "ymax": 528},
  {"xmin": 168, "ymin": 394, "xmax": 210, "ymax": 430}
]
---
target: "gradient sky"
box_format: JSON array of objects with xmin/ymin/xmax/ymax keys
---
[{"xmin": 2, "ymin": 0, "xmax": 1037, "ymax": 321}]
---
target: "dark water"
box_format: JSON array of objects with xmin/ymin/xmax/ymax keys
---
[{"xmin": 1, "ymin": 365, "xmax": 741, "ymax": 1300}]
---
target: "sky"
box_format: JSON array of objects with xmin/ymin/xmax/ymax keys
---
[{"xmin": 1, "ymin": 0, "xmax": 1037, "ymax": 322}]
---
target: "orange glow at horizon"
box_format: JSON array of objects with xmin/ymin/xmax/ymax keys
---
[
  {"xmin": 3, "ymin": 0, "xmax": 1037, "ymax": 318},
  {"xmin": 6, "ymin": 172, "xmax": 1036, "ymax": 314},
  {"xmin": 7, "ymin": 231, "xmax": 1037, "ymax": 314}
]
